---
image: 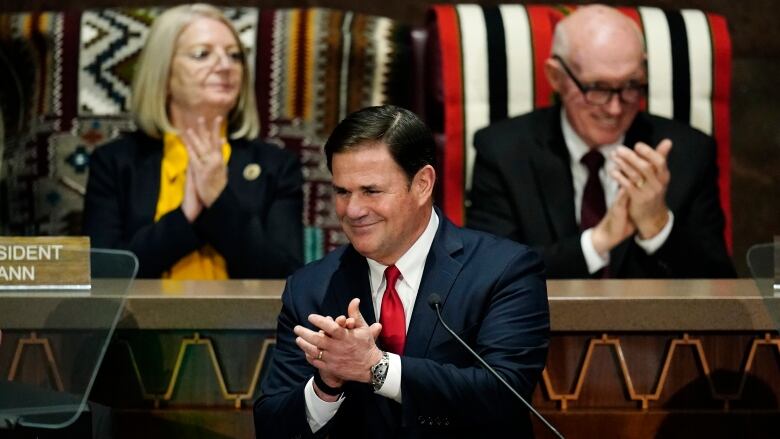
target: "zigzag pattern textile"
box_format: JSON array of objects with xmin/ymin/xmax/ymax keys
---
[{"xmin": 0, "ymin": 7, "xmax": 413, "ymax": 264}]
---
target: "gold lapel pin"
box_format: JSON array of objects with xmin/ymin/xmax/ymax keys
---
[{"xmin": 243, "ymin": 163, "xmax": 262, "ymax": 181}]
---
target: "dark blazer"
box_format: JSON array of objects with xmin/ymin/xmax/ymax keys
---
[
  {"xmin": 467, "ymin": 107, "xmax": 735, "ymax": 279},
  {"xmin": 83, "ymin": 131, "xmax": 303, "ymax": 278},
  {"xmin": 254, "ymin": 211, "xmax": 549, "ymax": 438}
]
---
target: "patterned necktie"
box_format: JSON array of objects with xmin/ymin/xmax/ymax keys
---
[
  {"xmin": 580, "ymin": 150, "xmax": 607, "ymax": 231},
  {"xmin": 378, "ymin": 265, "xmax": 406, "ymax": 355}
]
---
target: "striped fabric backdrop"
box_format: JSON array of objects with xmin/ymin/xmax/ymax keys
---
[
  {"xmin": 254, "ymin": 9, "xmax": 414, "ymax": 261},
  {"xmin": 429, "ymin": 4, "xmax": 732, "ymax": 251}
]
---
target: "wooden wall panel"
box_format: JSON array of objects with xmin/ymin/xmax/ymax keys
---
[{"xmin": 4, "ymin": 329, "xmax": 779, "ymax": 438}]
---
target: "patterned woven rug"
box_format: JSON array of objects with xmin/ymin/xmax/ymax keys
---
[{"xmin": 0, "ymin": 7, "xmax": 413, "ymax": 264}]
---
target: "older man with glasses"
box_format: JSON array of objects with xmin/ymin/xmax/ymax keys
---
[{"xmin": 467, "ymin": 4, "xmax": 735, "ymax": 279}]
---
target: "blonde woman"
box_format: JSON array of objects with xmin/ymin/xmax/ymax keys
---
[{"xmin": 84, "ymin": 4, "xmax": 302, "ymax": 278}]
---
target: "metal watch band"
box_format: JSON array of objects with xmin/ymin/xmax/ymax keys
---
[{"xmin": 370, "ymin": 351, "xmax": 390, "ymax": 392}]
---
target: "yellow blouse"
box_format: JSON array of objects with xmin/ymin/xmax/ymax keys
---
[{"xmin": 155, "ymin": 131, "xmax": 232, "ymax": 279}]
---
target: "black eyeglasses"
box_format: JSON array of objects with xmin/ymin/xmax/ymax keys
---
[{"xmin": 553, "ymin": 55, "xmax": 647, "ymax": 105}]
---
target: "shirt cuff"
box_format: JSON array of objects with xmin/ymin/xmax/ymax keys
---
[
  {"xmin": 304, "ymin": 376, "xmax": 345, "ymax": 433},
  {"xmin": 581, "ymin": 228, "xmax": 609, "ymax": 274},
  {"xmin": 635, "ymin": 211, "xmax": 674, "ymax": 254},
  {"xmin": 375, "ymin": 352, "xmax": 402, "ymax": 403}
]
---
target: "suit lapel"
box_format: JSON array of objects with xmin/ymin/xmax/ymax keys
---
[
  {"xmin": 404, "ymin": 213, "xmax": 464, "ymax": 358},
  {"xmin": 530, "ymin": 108, "xmax": 579, "ymax": 240},
  {"xmin": 623, "ymin": 112, "xmax": 653, "ymax": 150},
  {"xmin": 226, "ymin": 138, "xmax": 253, "ymax": 196},
  {"xmin": 133, "ymin": 135, "xmax": 163, "ymax": 224},
  {"xmin": 324, "ymin": 246, "xmax": 376, "ymax": 324}
]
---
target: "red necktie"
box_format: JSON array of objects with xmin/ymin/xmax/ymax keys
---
[
  {"xmin": 580, "ymin": 150, "xmax": 606, "ymax": 231},
  {"xmin": 378, "ymin": 265, "xmax": 406, "ymax": 355}
]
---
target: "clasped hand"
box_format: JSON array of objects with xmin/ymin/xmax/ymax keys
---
[
  {"xmin": 592, "ymin": 139, "xmax": 673, "ymax": 254},
  {"xmin": 181, "ymin": 116, "xmax": 229, "ymax": 222},
  {"xmin": 293, "ymin": 298, "xmax": 383, "ymax": 392}
]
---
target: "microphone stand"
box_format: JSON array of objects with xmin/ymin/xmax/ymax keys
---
[{"xmin": 428, "ymin": 294, "xmax": 564, "ymax": 439}]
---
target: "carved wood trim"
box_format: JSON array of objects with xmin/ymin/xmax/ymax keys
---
[
  {"xmin": 118, "ymin": 334, "xmax": 276, "ymax": 408},
  {"xmin": 7, "ymin": 331, "xmax": 65, "ymax": 391},
  {"xmin": 541, "ymin": 333, "xmax": 780, "ymax": 410}
]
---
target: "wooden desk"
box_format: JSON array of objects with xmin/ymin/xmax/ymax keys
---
[
  {"xmin": 112, "ymin": 278, "xmax": 779, "ymax": 330},
  {"xmin": 1, "ymin": 279, "xmax": 778, "ymax": 438}
]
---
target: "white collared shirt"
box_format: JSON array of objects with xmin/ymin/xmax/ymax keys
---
[
  {"xmin": 561, "ymin": 109, "xmax": 673, "ymax": 274},
  {"xmin": 304, "ymin": 207, "xmax": 439, "ymax": 432}
]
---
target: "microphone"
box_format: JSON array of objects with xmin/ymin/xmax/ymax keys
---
[{"xmin": 427, "ymin": 294, "xmax": 564, "ymax": 439}]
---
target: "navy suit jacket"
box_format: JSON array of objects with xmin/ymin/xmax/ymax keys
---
[
  {"xmin": 83, "ymin": 131, "xmax": 303, "ymax": 278},
  {"xmin": 468, "ymin": 107, "xmax": 735, "ymax": 278},
  {"xmin": 254, "ymin": 210, "xmax": 550, "ymax": 438}
]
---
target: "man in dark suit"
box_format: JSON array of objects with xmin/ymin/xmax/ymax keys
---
[
  {"xmin": 254, "ymin": 105, "xmax": 549, "ymax": 438},
  {"xmin": 468, "ymin": 5, "xmax": 735, "ymax": 278}
]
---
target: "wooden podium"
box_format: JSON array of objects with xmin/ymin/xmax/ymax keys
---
[{"xmin": 1, "ymin": 279, "xmax": 778, "ymax": 438}]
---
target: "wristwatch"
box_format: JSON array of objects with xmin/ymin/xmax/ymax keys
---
[{"xmin": 370, "ymin": 351, "xmax": 390, "ymax": 392}]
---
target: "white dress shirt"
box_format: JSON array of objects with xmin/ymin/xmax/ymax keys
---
[
  {"xmin": 304, "ymin": 207, "xmax": 439, "ymax": 432},
  {"xmin": 561, "ymin": 109, "xmax": 674, "ymax": 274}
]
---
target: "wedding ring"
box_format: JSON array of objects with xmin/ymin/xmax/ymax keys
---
[
  {"xmin": 636, "ymin": 178, "xmax": 645, "ymax": 189},
  {"xmin": 317, "ymin": 350, "xmax": 323, "ymax": 361}
]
